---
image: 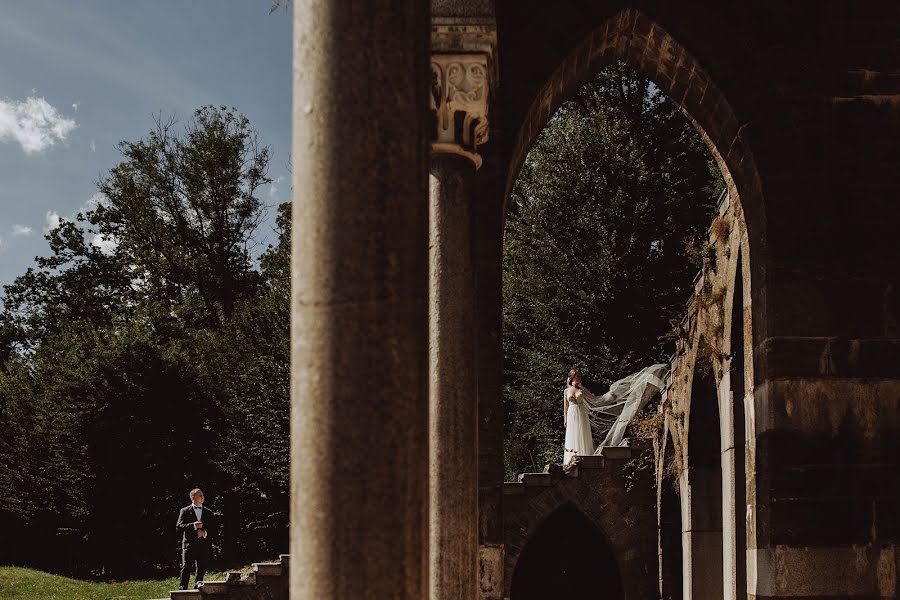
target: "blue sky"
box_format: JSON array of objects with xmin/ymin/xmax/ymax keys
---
[{"xmin": 0, "ymin": 1, "xmax": 292, "ymax": 293}]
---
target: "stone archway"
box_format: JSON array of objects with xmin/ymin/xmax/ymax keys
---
[
  {"xmin": 510, "ymin": 503, "xmax": 623, "ymax": 600},
  {"xmin": 503, "ymin": 448, "xmax": 659, "ymax": 600},
  {"xmin": 494, "ymin": 10, "xmax": 770, "ymax": 591},
  {"xmin": 500, "ymin": 8, "xmax": 766, "ymax": 267}
]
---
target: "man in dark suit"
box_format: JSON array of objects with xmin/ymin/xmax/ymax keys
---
[{"xmin": 176, "ymin": 488, "xmax": 215, "ymax": 590}]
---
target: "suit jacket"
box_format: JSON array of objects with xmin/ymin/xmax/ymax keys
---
[{"xmin": 176, "ymin": 504, "xmax": 216, "ymax": 547}]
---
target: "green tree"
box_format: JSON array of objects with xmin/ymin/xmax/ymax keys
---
[
  {"xmin": 0, "ymin": 106, "xmax": 279, "ymax": 576},
  {"xmin": 194, "ymin": 204, "xmax": 291, "ymax": 562},
  {"xmin": 93, "ymin": 106, "xmax": 271, "ymax": 328},
  {"xmin": 1, "ymin": 106, "xmax": 271, "ymax": 352},
  {"xmin": 503, "ymin": 62, "xmax": 723, "ymax": 477}
]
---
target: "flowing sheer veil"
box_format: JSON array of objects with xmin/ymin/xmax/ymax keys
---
[{"xmin": 583, "ymin": 364, "xmax": 669, "ymax": 449}]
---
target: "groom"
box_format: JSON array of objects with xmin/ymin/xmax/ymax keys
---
[{"xmin": 176, "ymin": 488, "xmax": 216, "ymax": 590}]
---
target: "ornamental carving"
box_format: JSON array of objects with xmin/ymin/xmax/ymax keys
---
[{"xmin": 430, "ymin": 54, "xmax": 490, "ymax": 167}]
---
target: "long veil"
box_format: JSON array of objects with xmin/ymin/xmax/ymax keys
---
[{"xmin": 584, "ymin": 364, "xmax": 669, "ymax": 449}]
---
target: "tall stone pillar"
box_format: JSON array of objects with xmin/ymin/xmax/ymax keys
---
[
  {"xmin": 428, "ymin": 23, "xmax": 496, "ymax": 600},
  {"xmin": 429, "ymin": 153, "xmax": 478, "ymax": 600},
  {"xmin": 290, "ymin": 2, "xmax": 429, "ymax": 600}
]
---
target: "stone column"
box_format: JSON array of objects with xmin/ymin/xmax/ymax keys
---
[
  {"xmin": 290, "ymin": 2, "xmax": 429, "ymax": 600},
  {"xmin": 428, "ymin": 27, "xmax": 495, "ymax": 600},
  {"xmin": 429, "ymin": 153, "xmax": 478, "ymax": 600}
]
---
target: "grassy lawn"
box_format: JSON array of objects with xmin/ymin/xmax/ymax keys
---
[{"xmin": 0, "ymin": 566, "xmax": 229, "ymax": 600}]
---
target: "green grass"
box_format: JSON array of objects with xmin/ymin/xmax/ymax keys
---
[{"xmin": 0, "ymin": 566, "xmax": 229, "ymax": 600}]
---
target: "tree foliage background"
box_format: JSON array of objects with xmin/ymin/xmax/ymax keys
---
[
  {"xmin": 0, "ymin": 106, "xmax": 289, "ymax": 577},
  {"xmin": 502, "ymin": 62, "xmax": 722, "ymax": 478}
]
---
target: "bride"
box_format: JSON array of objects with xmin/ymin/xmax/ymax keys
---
[
  {"xmin": 563, "ymin": 364, "xmax": 669, "ymax": 464},
  {"xmin": 563, "ymin": 368, "xmax": 597, "ymax": 463}
]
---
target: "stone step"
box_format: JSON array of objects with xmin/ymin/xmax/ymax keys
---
[
  {"xmin": 253, "ymin": 561, "xmax": 283, "ymax": 576},
  {"xmin": 598, "ymin": 446, "xmax": 632, "ymax": 460},
  {"xmin": 225, "ymin": 571, "xmax": 257, "ymax": 586},
  {"xmin": 570, "ymin": 455, "xmax": 604, "ymax": 469},
  {"xmin": 518, "ymin": 472, "xmax": 551, "ymax": 486},
  {"xmin": 167, "ymin": 553, "xmax": 291, "ymax": 598},
  {"xmin": 502, "ymin": 481, "xmax": 525, "ymax": 495},
  {"xmin": 544, "ymin": 463, "xmax": 573, "ymax": 477},
  {"xmin": 195, "ymin": 580, "xmax": 229, "ymax": 594}
]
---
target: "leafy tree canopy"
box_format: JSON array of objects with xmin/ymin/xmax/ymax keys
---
[{"xmin": 1, "ymin": 106, "xmax": 271, "ymax": 353}]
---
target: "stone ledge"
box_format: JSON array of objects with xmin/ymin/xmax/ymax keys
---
[
  {"xmin": 544, "ymin": 463, "xmax": 576, "ymax": 478},
  {"xmin": 224, "ymin": 571, "xmax": 256, "ymax": 586},
  {"xmin": 252, "ymin": 562, "xmax": 282, "ymax": 577},
  {"xmin": 195, "ymin": 580, "xmax": 228, "ymax": 594},
  {"xmin": 599, "ymin": 446, "xmax": 633, "ymax": 460},
  {"xmin": 571, "ymin": 456, "xmax": 605, "ymax": 469},
  {"xmin": 518, "ymin": 473, "xmax": 551, "ymax": 486},
  {"xmin": 502, "ymin": 482, "xmax": 526, "ymax": 495}
]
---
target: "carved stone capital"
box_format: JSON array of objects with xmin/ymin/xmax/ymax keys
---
[{"xmin": 430, "ymin": 21, "xmax": 496, "ymax": 169}]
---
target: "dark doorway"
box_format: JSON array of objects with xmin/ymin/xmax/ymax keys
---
[
  {"xmin": 510, "ymin": 503, "xmax": 623, "ymax": 599},
  {"xmin": 686, "ymin": 346, "xmax": 724, "ymax": 596},
  {"xmin": 659, "ymin": 437, "xmax": 683, "ymax": 600}
]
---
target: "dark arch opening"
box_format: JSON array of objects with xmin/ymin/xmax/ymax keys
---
[
  {"xmin": 510, "ymin": 503, "xmax": 623, "ymax": 600},
  {"xmin": 729, "ymin": 253, "xmax": 748, "ymax": 600},
  {"xmin": 659, "ymin": 436, "xmax": 683, "ymax": 600},
  {"xmin": 686, "ymin": 352, "xmax": 723, "ymax": 596}
]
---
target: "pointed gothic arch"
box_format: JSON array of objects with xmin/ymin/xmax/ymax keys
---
[{"xmin": 510, "ymin": 502, "xmax": 623, "ymax": 600}]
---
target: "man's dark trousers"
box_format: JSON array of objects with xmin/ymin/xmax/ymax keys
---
[{"xmin": 179, "ymin": 536, "xmax": 209, "ymax": 590}]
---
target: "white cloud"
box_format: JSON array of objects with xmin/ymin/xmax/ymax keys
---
[
  {"xmin": 267, "ymin": 176, "xmax": 285, "ymax": 202},
  {"xmin": 89, "ymin": 139, "xmax": 96, "ymax": 152},
  {"xmin": 80, "ymin": 192, "xmax": 108, "ymax": 215},
  {"xmin": 11, "ymin": 224, "xmax": 33, "ymax": 236},
  {"xmin": 90, "ymin": 232, "xmax": 118, "ymax": 255},
  {"xmin": 45, "ymin": 210, "xmax": 61, "ymax": 231},
  {"xmin": 71, "ymin": 102, "xmax": 78, "ymax": 112},
  {"xmin": 0, "ymin": 95, "xmax": 77, "ymax": 154},
  {"xmin": 43, "ymin": 193, "xmax": 109, "ymax": 237}
]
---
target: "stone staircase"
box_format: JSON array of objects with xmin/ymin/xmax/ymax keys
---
[
  {"xmin": 166, "ymin": 554, "xmax": 289, "ymax": 600},
  {"xmin": 503, "ymin": 443, "xmax": 644, "ymax": 498}
]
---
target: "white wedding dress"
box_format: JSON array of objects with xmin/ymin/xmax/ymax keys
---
[
  {"xmin": 563, "ymin": 385, "xmax": 597, "ymax": 464},
  {"xmin": 563, "ymin": 364, "xmax": 669, "ymax": 464}
]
